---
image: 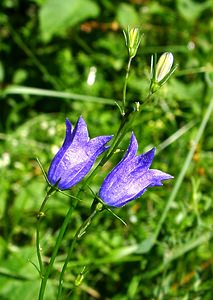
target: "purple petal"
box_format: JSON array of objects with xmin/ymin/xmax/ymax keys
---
[
  {"xmin": 71, "ymin": 115, "xmax": 89, "ymax": 145},
  {"xmin": 122, "ymin": 132, "xmax": 138, "ymax": 161},
  {"xmin": 62, "ymin": 119, "xmax": 73, "ymax": 148},
  {"xmin": 101, "ymin": 132, "xmax": 138, "ymax": 183},
  {"xmin": 146, "ymin": 169, "xmax": 174, "ymax": 186},
  {"xmin": 121, "ymin": 147, "xmax": 156, "ymax": 177},
  {"xmin": 88, "ymin": 135, "xmax": 113, "ymax": 156},
  {"xmin": 134, "ymin": 148, "xmax": 156, "ymax": 170},
  {"xmin": 47, "ymin": 119, "xmax": 73, "ymax": 181},
  {"xmin": 99, "ymin": 134, "xmax": 139, "ymax": 202}
]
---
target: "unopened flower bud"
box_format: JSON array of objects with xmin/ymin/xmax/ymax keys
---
[
  {"xmin": 155, "ymin": 52, "xmax": 174, "ymax": 82},
  {"xmin": 150, "ymin": 52, "xmax": 176, "ymax": 94},
  {"xmin": 123, "ymin": 27, "xmax": 141, "ymax": 58},
  {"xmin": 75, "ymin": 267, "xmax": 87, "ymax": 286},
  {"xmin": 75, "ymin": 272, "xmax": 84, "ymax": 286}
]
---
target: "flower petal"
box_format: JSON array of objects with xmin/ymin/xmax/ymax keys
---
[
  {"xmin": 146, "ymin": 169, "xmax": 174, "ymax": 186},
  {"xmin": 47, "ymin": 119, "xmax": 73, "ymax": 181},
  {"xmin": 134, "ymin": 148, "xmax": 155, "ymax": 170},
  {"xmin": 72, "ymin": 115, "xmax": 89, "ymax": 145},
  {"xmin": 122, "ymin": 132, "xmax": 138, "ymax": 161},
  {"xmin": 88, "ymin": 135, "xmax": 113, "ymax": 156},
  {"xmin": 63, "ymin": 118, "xmax": 73, "ymax": 147}
]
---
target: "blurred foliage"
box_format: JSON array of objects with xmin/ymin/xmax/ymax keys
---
[{"xmin": 0, "ymin": 0, "xmax": 213, "ymax": 299}]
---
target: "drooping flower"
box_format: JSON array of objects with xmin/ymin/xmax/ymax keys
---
[
  {"xmin": 47, "ymin": 116, "xmax": 112, "ymax": 190},
  {"xmin": 99, "ymin": 133, "xmax": 173, "ymax": 207}
]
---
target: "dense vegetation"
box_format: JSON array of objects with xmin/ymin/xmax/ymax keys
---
[{"xmin": 0, "ymin": 0, "xmax": 212, "ymax": 299}]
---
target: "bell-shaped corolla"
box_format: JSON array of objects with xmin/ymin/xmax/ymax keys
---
[
  {"xmin": 99, "ymin": 133, "xmax": 173, "ymax": 207},
  {"xmin": 47, "ymin": 116, "xmax": 112, "ymax": 190}
]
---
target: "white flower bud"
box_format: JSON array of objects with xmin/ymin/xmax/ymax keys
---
[
  {"xmin": 156, "ymin": 52, "xmax": 174, "ymax": 82},
  {"xmin": 150, "ymin": 52, "xmax": 176, "ymax": 94}
]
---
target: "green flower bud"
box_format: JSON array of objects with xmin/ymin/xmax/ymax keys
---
[
  {"xmin": 123, "ymin": 27, "xmax": 141, "ymax": 58},
  {"xmin": 74, "ymin": 267, "xmax": 87, "ymax": 286},
  {"xmin": 75, "ymin": 273, "xmax": 84, "ymax": 286}
]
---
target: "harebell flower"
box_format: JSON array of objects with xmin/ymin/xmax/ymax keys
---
[
  {"xmin": 99, "ymin": 133, "xmax": 173, "ymax": 207},
  {"xmin": 47, "ymin": 116, "xmax": 113, "ymax": 190}
]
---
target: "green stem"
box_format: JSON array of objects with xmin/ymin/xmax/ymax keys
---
[
  {"xmin": 36, "ymin": 222, "xmax": 43, "ymax": 276},
  {"xmin": 38, "ymin": 186, "xmax": 56, "ymax": 215},
  {"xmin": 38, "ymin": 198, "xmax": 78, "ymax": 300},
  {"xmin": 122, "ymin": 57, "xmax": 133, "ymax": 115},
  {"xmin": 56, "ymin": 208, "xmax": 99, "ymax": 299},
  {"xmin": 100, "ymin": 110, "xmax": 132, "ymax": 165},
  {"xmin": 140, "ymin": 92, "xmax": 153, "ymax": 107},
  {"xmin": 36, "ymin": 186, "xmax": 56, "ymax": 276}
]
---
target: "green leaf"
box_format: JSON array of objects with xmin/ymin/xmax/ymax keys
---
[{"xmin": 39, "ymin": 0, "xmax": 100, "ymax": 41}]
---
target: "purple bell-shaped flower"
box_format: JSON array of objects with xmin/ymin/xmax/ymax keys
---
[
  {"xmin": 48, "ymin": 116, "xmax": 112, "ymax": 190},
  {"xmin": 99, "ymin": 133, "xmax": 173, "ymax": 207}
]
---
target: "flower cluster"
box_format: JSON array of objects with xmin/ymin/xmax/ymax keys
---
[{"xmin": 48, "ymin": 117, "xmax": 173, "ymax": 207}]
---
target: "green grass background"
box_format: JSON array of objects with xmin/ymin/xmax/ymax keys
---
[{"xmin": 0, "ymin": 0, "xmax": 213, "ymax": 299}]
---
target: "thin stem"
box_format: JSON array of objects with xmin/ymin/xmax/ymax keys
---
[
  {"xmin": 122, "ymin": 57, "xmax": 133, "ymax": 115},
  {"xmin": 103, "ymin": 112, "xmax": 136, "ymax": 162},
  {"xmin": 38, "ymin": 198, "xmax": 78, "ymax": 300},
  {"xmin": 36, "ymin": 186, "xmax": 56, "ymax": 277},
  {"xmin": 38, "ymin": 186, "xmax": 56, "ymax": 215},
  {"xmin": 36, "ymin": 221, "xmax": 43, "ymax": 276},
  {"xmin": 140, "ymin": 92, "xmax": 153, "ymax": 107},
  {"xmin": 56, "ymin": 209, "xmax": 99, "ymax": 299},
  {"xmin": 100, "ymin": 110, "xmax": 132, "ymax": 165}
]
